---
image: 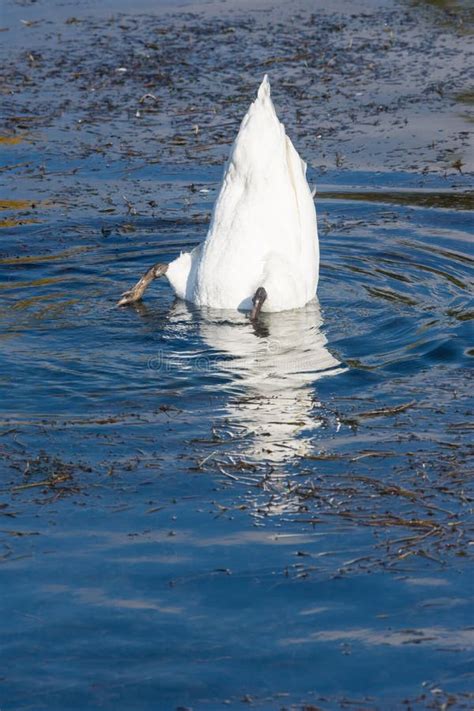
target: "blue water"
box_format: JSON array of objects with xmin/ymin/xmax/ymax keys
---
[
  {"xmin": 1, "ymin": 161, "xmax": 472, "ymax": 710},
  {"xmin": 1, "ymin": 0, "xmax": 473, "ymax": 708}
]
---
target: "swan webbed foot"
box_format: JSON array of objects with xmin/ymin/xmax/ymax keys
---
[
  {"xmin": 250, "ymin": 286, "xmax": 267, "ymax": 320},
  {"xmin": 117, "ymin": 263, "xmax": 168, "ymax": 306}
]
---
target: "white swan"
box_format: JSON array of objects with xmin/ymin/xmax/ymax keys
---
[{"xmin": 118, "ymin": 75, "xmax": 319, "ymax": 318}]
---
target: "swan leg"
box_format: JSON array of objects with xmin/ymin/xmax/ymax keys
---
[
  {"xmin": 250, "ymin": 286, "xmax": 267, "ymax": 320},
  {"xmin": 117, "ymin": 263, "xmax": 168, "ymax": 306}
]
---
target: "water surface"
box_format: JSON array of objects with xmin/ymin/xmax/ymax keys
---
[{"xmin": 0, "ymin": 0, "xmax": 473, "ymax": 709}]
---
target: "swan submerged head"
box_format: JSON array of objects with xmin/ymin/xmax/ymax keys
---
[{"xmin": 119, "ymin": 75, "xmax": 319, "ymax": 317}]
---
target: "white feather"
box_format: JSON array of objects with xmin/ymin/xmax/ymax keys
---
[{"xmin": 166, "ymin": 75, "xmax": 319, "ymax": 313}]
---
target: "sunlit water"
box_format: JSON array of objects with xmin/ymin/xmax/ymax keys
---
[{"xmin": 1, "ymin": 0, "xmax": 473, "ymax": 708}]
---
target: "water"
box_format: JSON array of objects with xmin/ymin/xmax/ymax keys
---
[{"xmin": 1, "ymin": 0, "xmax": 473, "ymax": 709}]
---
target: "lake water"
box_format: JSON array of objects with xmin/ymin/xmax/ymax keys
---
[{"xmin": 1, "ymin": 0, "xmax": 473, "ymax": 709}]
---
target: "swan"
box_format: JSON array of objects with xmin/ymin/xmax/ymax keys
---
[{"xmin": 118, "ymin": 75, "xmax": 319, "ymax": 319}]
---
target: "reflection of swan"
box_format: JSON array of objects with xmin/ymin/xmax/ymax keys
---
[
  {"xmin": 119, "ymin": 76, "xmax": 319, "ymax": 316},
  {"xmin": 168, "ymin": 299, "xmax": 344, "ymax": 463}
]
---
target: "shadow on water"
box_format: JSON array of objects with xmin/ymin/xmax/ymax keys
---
[
  {"xmin": 320, "ymin": 188, "xmax": 474, "ymax": 211},
  {"xmin": 413, "ymin": 0, "xmax": 474, "ymax": 10}
]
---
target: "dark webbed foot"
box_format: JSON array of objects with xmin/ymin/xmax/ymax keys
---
[
  {"xmin": 117, "ymin": 263, "xmax": 168, "ymax": 306},
  {"xmin": 250, "ymin": 286, "xmax": 267, "ymax": 320}
]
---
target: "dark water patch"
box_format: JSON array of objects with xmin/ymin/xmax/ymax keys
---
[
  {"xmin": 456, "ymin": 89, "xmax": 474, "ymax": 104},
  {"xmin": 320, "ymin": 188, "xmax": 474, "ymax": 211}
]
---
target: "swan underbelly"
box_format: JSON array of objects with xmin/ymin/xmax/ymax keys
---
[
  {"xmin": 193, "ymin": 162, "xmax": 318, "ymax": 310},
  {"xmin": 194, "ymin": 246, "xmax": 315, "ymax": 312}
]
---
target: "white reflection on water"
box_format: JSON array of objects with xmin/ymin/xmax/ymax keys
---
[{"xmin": 167, "ymin": 299, "xmax": 345, "ymax": 463}]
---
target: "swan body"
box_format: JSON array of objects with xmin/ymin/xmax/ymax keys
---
[
  {"xmin": 167, "ymin": 76, "xmax": 318, "ymax": 312},
  {"xmin": 119, "ymin": 76, "xmax": 319, "ymax": 313}
]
